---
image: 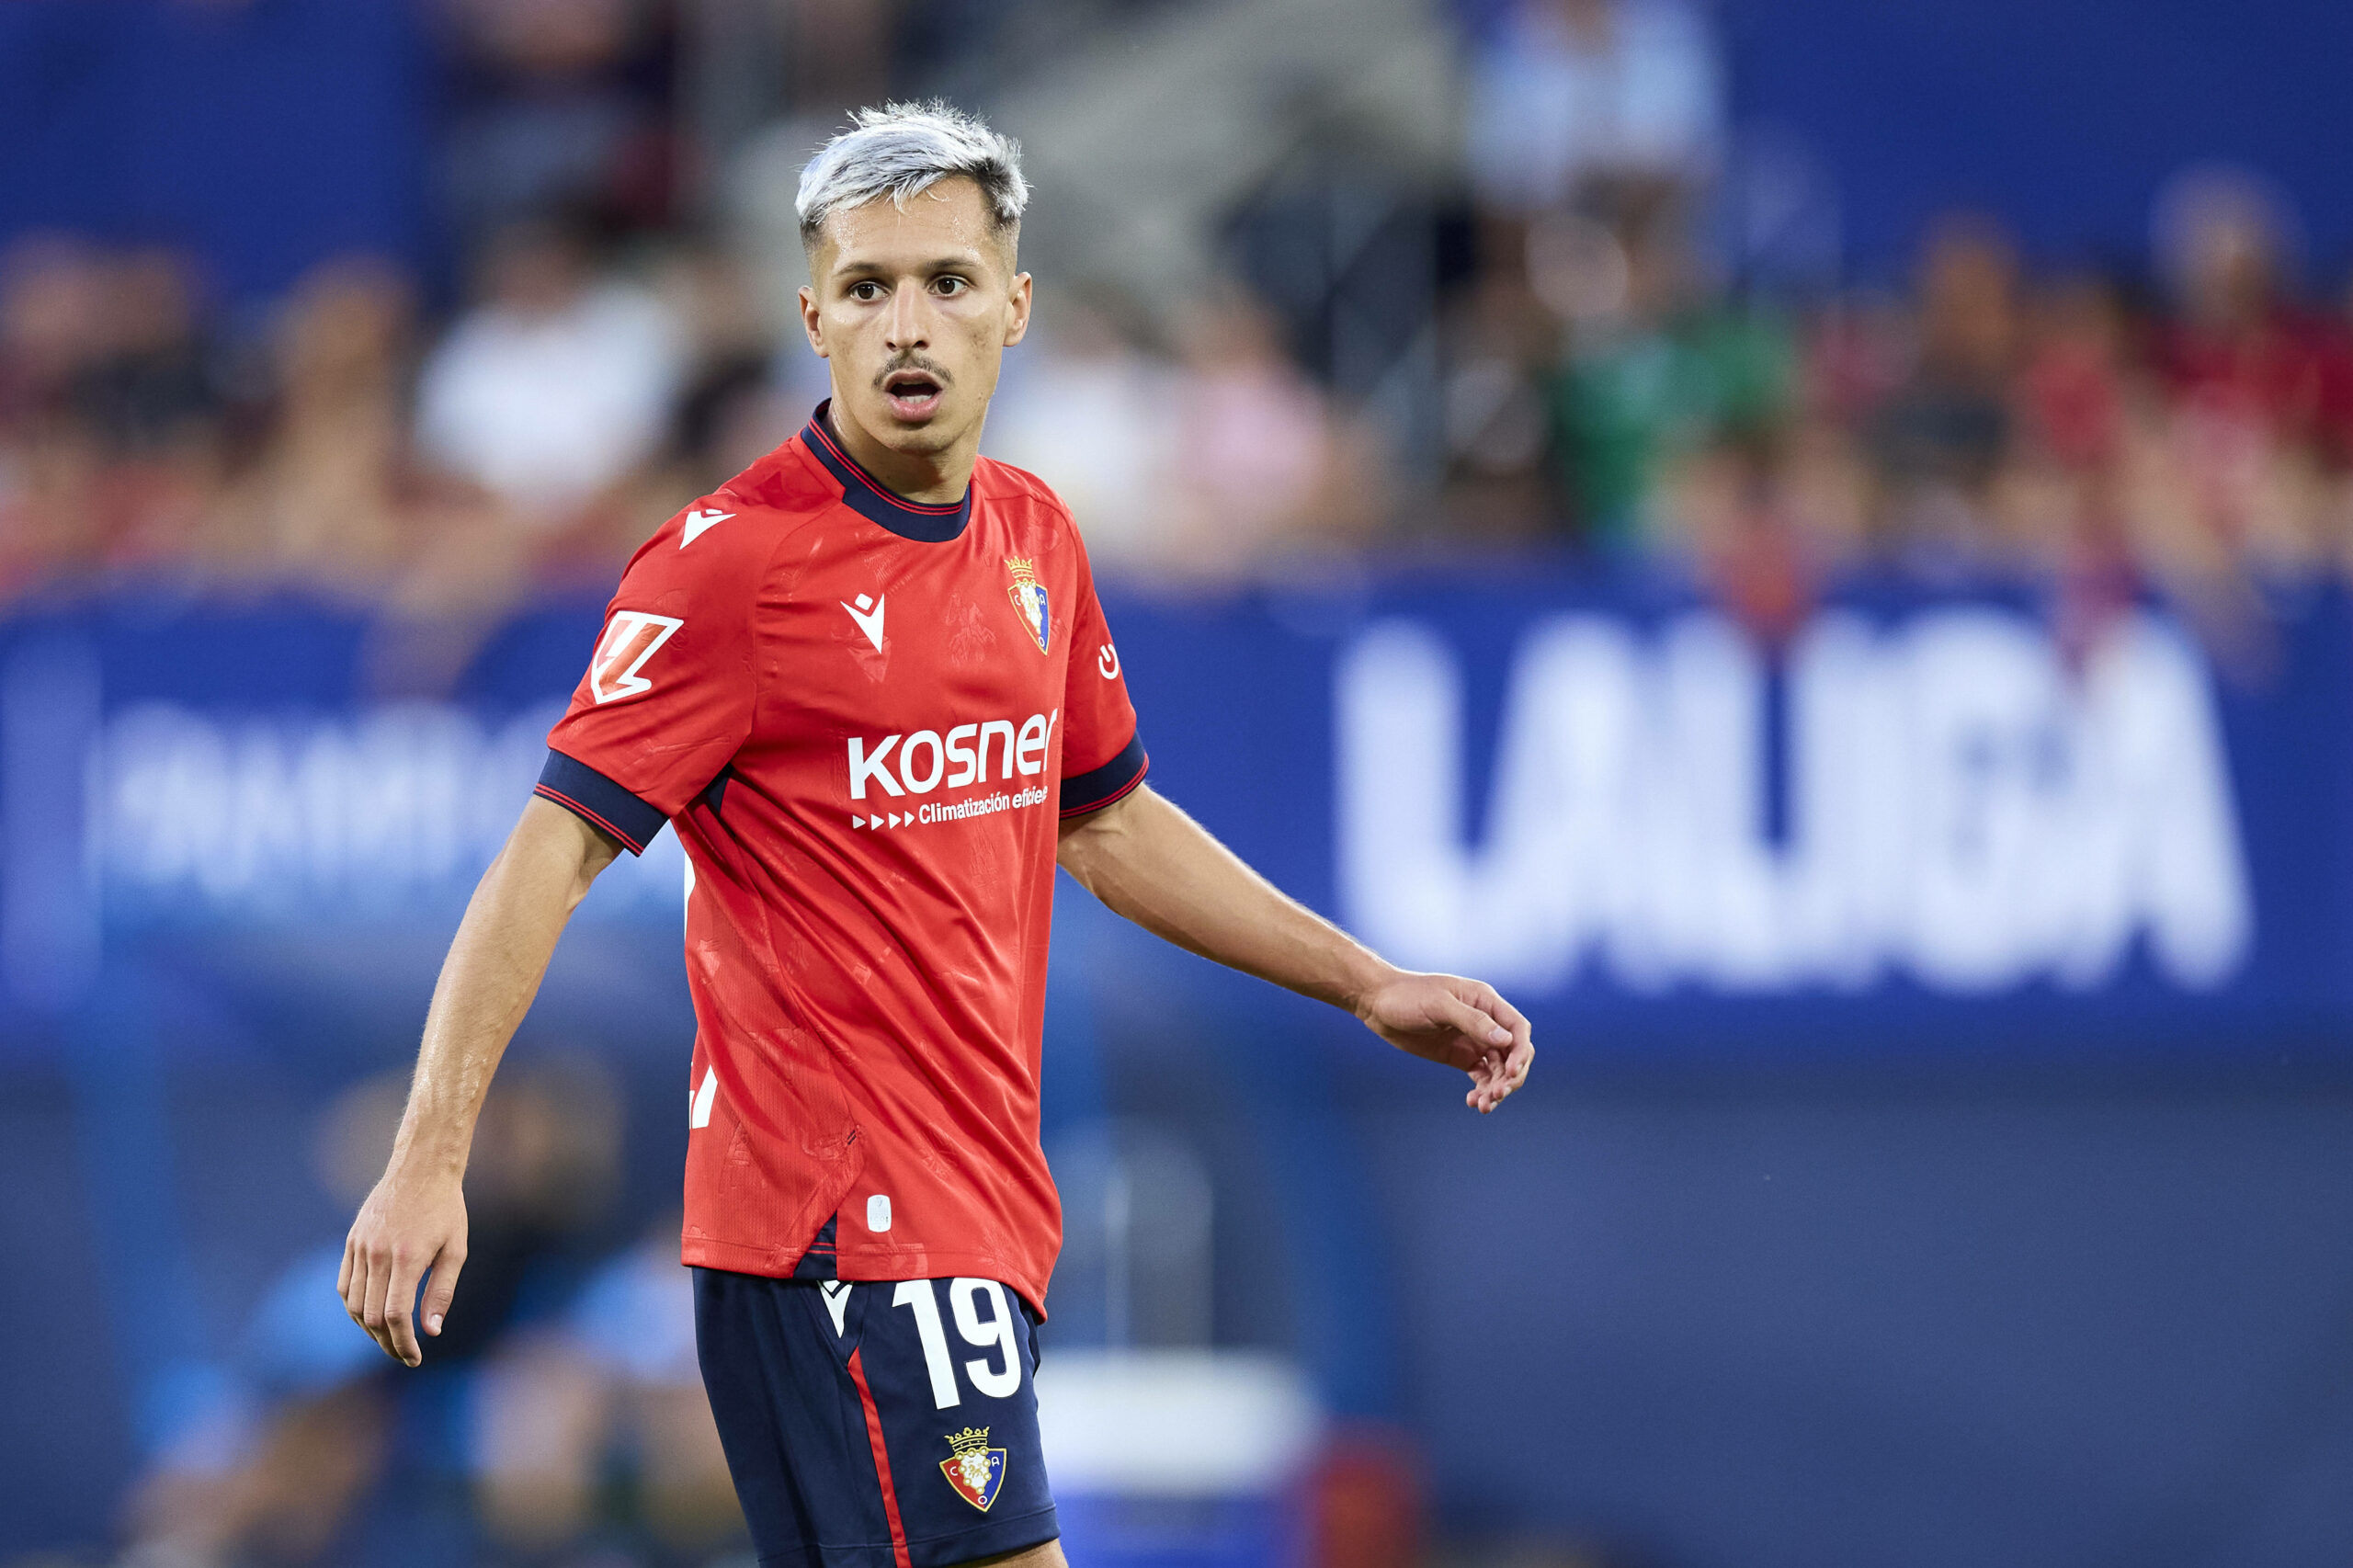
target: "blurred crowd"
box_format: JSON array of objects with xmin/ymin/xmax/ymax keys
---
[
  {"xmin": 6, "ymin": 0, "xmax": 2352, "ymax": 642},
  {"xmin": 1436, "ymin": 0, "xmax": 2353, "ymax": 663},
  {"xmin": 1449, "ymin": 179, "xmax": 2353, "ymax": 657},
  {"xmin": 119, "ymin": 1062, "xmax": 745, "ymax": 1568}
]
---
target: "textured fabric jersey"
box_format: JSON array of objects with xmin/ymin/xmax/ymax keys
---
[{"xmin": 536, "ymin": 403, "xmax": 1147, "ymax": 1310}]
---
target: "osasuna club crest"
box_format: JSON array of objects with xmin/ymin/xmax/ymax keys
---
[
  {"xmin": 939, "ymin": 1426, "xmax": 1007, "ymax": 1511},
  {"xmin": 1006, "ymin": 557, "xmax": 1051, "ymax": 654}
]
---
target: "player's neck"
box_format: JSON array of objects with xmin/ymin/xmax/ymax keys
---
[{"xmin": 824, "ymin": 402, "xmax": 975, "ymax": 506}]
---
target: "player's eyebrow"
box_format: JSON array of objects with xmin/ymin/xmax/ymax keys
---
[{"xmin": 830, "ymin": 250, "xmax": 992, "ymax": 284}]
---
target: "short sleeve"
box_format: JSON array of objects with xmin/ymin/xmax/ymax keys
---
[
  {"xmin": 537, "ymin": 501, "xmax": 764, "ymax": 852},
  {"xmin": 1057, "ymin": 534, "xmax": 1147, "ymax": 817}
]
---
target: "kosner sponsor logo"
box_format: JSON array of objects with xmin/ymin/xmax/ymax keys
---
[
  {"xmin": 1336, "ymin": 608, "xmax": 2253, "ymax": 995},
  {"xmin": 848, "ymin": 711, "xmax": 1057, "ymax": 800}
]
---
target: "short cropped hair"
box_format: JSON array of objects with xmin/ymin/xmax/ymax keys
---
[{"xmin": 795, "ymin": 101, "xmax": 1029, "ymax": 253}]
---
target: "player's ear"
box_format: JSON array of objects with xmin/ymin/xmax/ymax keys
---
[
  {"xmin": 798, "ymin": 282, "xmax": 829, "ymax": 358},
  {"xmin": 1002, "ymin": 271, "xmax": 1032, "ymax": 348}
]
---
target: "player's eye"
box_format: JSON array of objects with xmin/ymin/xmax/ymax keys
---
[
  {"xmin": 934, "ymin": 276, "xmax": 970, "ymax": 297},
  {"xmin": 848, "ymin": 280, "xmax": 885, "ymax": 302}
]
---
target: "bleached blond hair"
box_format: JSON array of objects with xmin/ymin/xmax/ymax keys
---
[{"xmin": 795, "ymin": 101, "xmax": 1029, "ymax": 251}]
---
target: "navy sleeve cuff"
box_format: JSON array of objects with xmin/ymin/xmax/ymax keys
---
[
  {"xmin": 534, "ymin": 750, "xmax": 666, "ymax": 854},
  {"xmin": 1060, "ymin": 732, "xmax": 1149, "ymax": 818}
]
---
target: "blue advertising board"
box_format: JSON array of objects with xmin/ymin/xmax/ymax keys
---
[
  {"xmin": 9, "ymin": 573, "xmax": 2353, "ymax": 1568},
  {"xmin": 2, "ymin": 572, "xmax": 2348, "ymax": 1060}
]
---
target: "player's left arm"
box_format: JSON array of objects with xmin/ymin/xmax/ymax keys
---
[{"xmin": 1056, "ymin": 785, "xmax": 1533, "ymax": 1112}]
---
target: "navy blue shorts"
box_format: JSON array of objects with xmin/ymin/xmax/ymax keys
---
[{"xmin": 694, "ymin": 1266, "xmax": 1060, "ymax": 1568}]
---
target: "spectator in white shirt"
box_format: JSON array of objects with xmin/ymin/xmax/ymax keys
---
[
  {"xmin": 415, "ymin": 215, "xmax": 682, "ymax": 528},
  {"xmin": 1466, "ymin": 0, "xmax": 1725, "ymax": 215},
  {"xmin": 982, "ymin": 297, "xmax": 1177, "ymax": 575}
]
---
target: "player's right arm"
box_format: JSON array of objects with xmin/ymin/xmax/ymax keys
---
[
  {"xmin": 341, "ymin": 494, "xmax": 762, "ymax": 1365},
  {"xmin": 339, "ymin": 798, "xmax": 623, "ymax": 1367}
]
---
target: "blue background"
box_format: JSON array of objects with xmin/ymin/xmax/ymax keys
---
[{"xmin": 6, "ymin": 579, "xmax": 2353, "ymax": 1565}]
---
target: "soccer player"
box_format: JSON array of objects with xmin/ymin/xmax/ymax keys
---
[{"xmin": 341, "ymin": 102, "xmax": 1532, "ymax": 1568}]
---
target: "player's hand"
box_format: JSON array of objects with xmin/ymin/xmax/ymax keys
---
[
  {"xmin": 338, "ymin": 1161, "xmax": 469, "ymax": 1368},
  {"xmin": 1353, "ymin": 969, "xmax": 1533, "ymax": 1113}
]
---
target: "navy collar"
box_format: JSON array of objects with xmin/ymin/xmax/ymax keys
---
[{"xmin": 801, "ymin": 400, "xmax": 972, "ymax": 542}]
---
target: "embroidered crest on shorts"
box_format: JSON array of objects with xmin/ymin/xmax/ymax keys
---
[{"xmin": 939, "ymin": 1426, "xmax": 1007, "ymax": 1511}]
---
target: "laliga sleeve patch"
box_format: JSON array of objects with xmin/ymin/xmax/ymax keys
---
[{"xmin": 588, "ymin": 610, "xmax": 685, "ymax": 704}]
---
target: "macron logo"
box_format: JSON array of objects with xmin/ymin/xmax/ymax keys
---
[
  {"xmin": 843, "ymin": 593, "xmax": 887, "ymax": 651},
  {"xmin": 680, "ymin": 508, "xmax": 733, "ymax": 548}
]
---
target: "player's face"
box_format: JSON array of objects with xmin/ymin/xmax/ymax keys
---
[{"xmin": 800, "ymin": 177, "xmax": 1031, "ymax": 463}]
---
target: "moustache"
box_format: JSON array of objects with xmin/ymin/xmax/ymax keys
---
[{"xmin": 875, "ymin": 357, "xmax": 952, "ymax": 388}]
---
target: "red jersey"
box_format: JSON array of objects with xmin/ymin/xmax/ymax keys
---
[{"xmin": 536, "ymin": 403, "xmax": 1147, "ymax": 1310}]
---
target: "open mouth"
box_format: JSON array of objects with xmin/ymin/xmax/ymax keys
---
[{"xmin": 882, "ymin": 368, "xmax": 945, "ymax": 419}]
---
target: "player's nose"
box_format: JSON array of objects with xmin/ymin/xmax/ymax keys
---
[{"xmin": 883, "ymin": 285, "xmax": 928, "ymax": 350}]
